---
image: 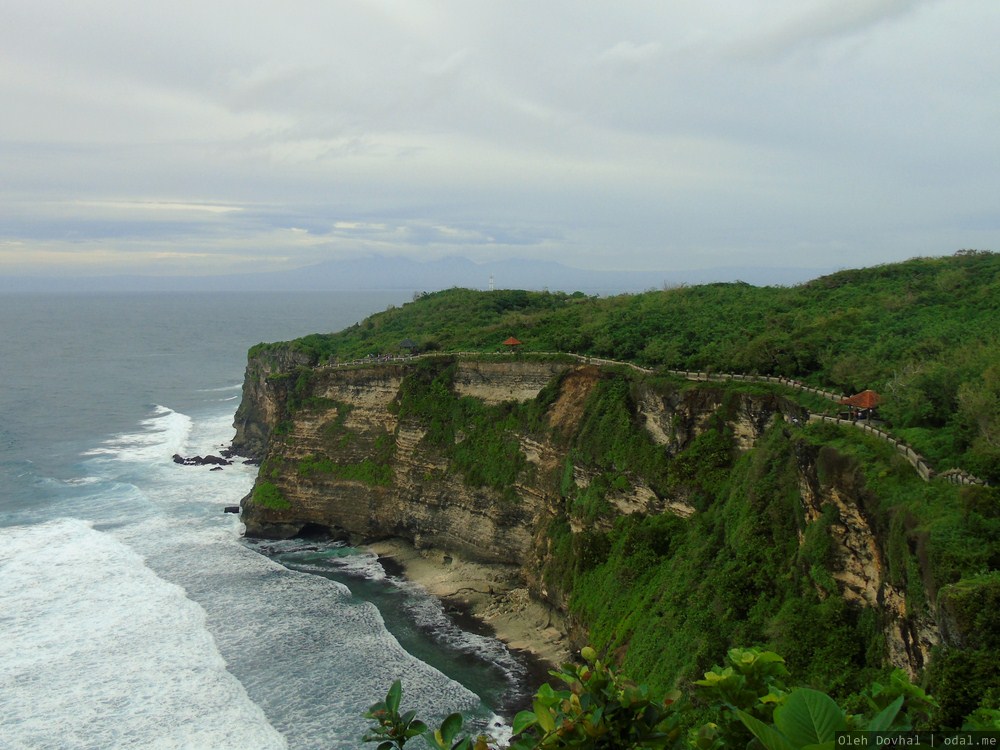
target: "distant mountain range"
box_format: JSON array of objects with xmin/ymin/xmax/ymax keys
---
[{"xmin": 0, "ymin": 255, "xmax": 833, "ymax": 294}]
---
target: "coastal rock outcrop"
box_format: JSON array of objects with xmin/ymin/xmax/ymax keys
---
[
  {"xmin": 233, "ymin": 350, "xmax": 942, "ymax": 679},
  {"xmin": 172, "ymin": 453, "xmax": 231, "ymax": 466}
]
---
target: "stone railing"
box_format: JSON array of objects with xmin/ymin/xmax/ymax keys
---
[
  {"xmin": 662, "ymin": 369, "xmax": 844, "ymax": 402},
  {"xmin": 936, "ymin": 468, "xmax": 988, "ymax": 487},
  {"xmin": 807, "ymin": 414, "xmax": 935, "ymax": 481},
  {"xmin": 581, "ymin": 363, "xmax": 987, "ymax": 487},
  {"xmin": 313, "ymin": 349, "xmax": 987, "ymax": 486},
  {"xmin": 568, "ymin": 354, "xmax": 653, "ymax": 374}
]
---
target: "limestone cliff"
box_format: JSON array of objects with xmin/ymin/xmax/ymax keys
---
[
  {"xmin": 234, "ymin": 357, "xmax": 799, "ymax": 553},
  {"xmin": 233, "ymin": 351, "xmax": 942, "ymax": 680}
]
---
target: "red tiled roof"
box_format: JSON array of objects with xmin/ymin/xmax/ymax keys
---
[
  {"xmin": 839, "ymin": 390, "xmax": 881, "ymax": 409},
  {"xmin": 503, "ymin": 336, "xmax": 522, "ymax": 346}
]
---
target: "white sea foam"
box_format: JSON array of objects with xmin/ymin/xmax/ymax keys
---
[
  {"xmin": 392, "ymin": 577, "xmax": 529, "ymax": 687},
  {"xmin": 198, "ymin": 383, "xmax": 243, "ymax": 393},
  {"xmin": 51, "ymin": 404, "xmax": 486, "ymax": 749},
  {"xmin": 83, "ymin": 406, "xmax": 192, "ymax": 463},
  {"xmin": 314, "ymin": 547, "xmax": 388, "ymax": 581},
  {"xmin": 62, "ymin": 475, "xmax": 102, "ymax": 486},
  {"xmin": 2, "ymin": 292, "xmax": 490, "ymax": 749},
  {"xmin": 0, "ymin": 518, "xmax": 286, "ymax": 750}
]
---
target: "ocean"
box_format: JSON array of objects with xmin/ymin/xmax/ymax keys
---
[{"xmin": 0, "ymin": 291, "xmax": 524, "ymax": 749}]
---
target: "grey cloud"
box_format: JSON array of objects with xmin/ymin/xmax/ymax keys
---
[
  {"xmin": 1, "ymin": 1, "xmax": 998, "ymax": 282},
  {"xmin": 731, "ymin": 0, "xmax": 938, "ymax": 61}
]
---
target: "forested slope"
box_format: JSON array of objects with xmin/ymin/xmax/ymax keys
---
[
  {"xmin": 254, "ymin": 251, "xmax": 1000, "ymax": 483},
  {"xmin": 240, "ymin": 252, "xmax": 999, "ymax": 736}
]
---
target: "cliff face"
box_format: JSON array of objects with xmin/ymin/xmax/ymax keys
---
[
  {"xmin": 796, "ymin": 445, "xmax": 940, "ymax": 675},
  {"xmin": 234, "ymin": 358, "xmax": 796, "ymax": 553},
  {"xmin": 235, "ymin": 358, "xmax": 572, "ymax": 564},
  {"xmin": 233, "ymin": 347, "xmax": 313, "ymax": 460},
  {"xmin": 233, "ymin": 352, "xmax": 941, "ymax": 679}
]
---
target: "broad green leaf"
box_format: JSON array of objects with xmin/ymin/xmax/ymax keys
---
[
  {"xmin": 774, "ymin": 688, "xmax": 846, "ymax": 747},
  {"xmin": 590, "ymin": 705, "xmax": 604, "ymax": 727},
  {"xmin": 439, "ymin": 713, "xmax": 464, "ymax": 744},
  {"xmin": 536, "ymin": 683, "xmax": 558, "ymax": 706},
  {"xmin": 866, "ymin": 695, "xmax": 904, "ymax": 731},
  {"xmin": 405, "ymin": 720, "xmax": 428, "ymax": 738},
  {"xmin": 755, "ymin": 651, "xmax": 788, "ymax": 665},
  {"xmin": 736, "ymin": 709, "xmax": 797, "ymax": 750},
  {"xmin": 534, "ymin": 700, "xmax": 556, "ymax": 733},
  {"xmin": 511, "ymin": 710, "xmax": 537, "ymax": 735},
  {"xmin": 386, "ymin": 680, "xmax": 402, "ymax": 715}
]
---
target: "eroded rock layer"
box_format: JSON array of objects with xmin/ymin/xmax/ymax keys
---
[{"xmin": 233, "ymin": 353, "xmax": 941, "ymax": 677}]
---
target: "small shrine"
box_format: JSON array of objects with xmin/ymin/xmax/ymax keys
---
[{"xmin": 838, "ymin": 389, "xmax": 881, "ymax": 421}]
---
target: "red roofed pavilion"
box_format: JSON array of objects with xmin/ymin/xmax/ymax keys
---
[
  {"xmin": 502, "ymin": 336, "xmax": 522, "ymax": 351},
  {"xmin": 838, "ymin": 390, "xmax": 881, "ymax": 420}
]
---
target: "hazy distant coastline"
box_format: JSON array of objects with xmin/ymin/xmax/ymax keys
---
[{"xmin": 0, "ymin": 255, "xmax": 832, "ymax": 295}]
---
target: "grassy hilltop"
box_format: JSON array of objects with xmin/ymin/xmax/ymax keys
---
[{"xmin": 258, "ymin": 251, "xmax": 1000, "ymax": 484}]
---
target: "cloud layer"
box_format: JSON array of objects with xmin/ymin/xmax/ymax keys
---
[{"xmin": 2, "ymin": 0, "xmax": 998, "ymax": 280}]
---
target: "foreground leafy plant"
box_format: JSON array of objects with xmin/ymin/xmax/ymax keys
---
[
  {"xmin": 690, "ymin": 647, "xmax": 791, "ymax": 749},
  {"xmin": 362, "ymin": 645, "xmax": 988, "ymax": 749},
  {"xmin": 363, "ymin": 679, "xmax": 493, "ymax": 750},
  {"xmin": 507, "ymin": 646, "xmax": 681, "ymax": 749},
  {"xmin": 362, "ymin": 680, "xmax": 430, "ymax": 749},
  {"xmin": 362, "ymin": 647, "xmax": 680, "ymax": 750},
  {"xmin": 736, "ymin": 688, "xmax": 908, "ymax": 750}
]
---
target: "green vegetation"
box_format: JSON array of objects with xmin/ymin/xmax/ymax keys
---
[
  {"xmin": 251, "ymin": 480, "xmax": 290, "ymax": 510},
  {"xmin": 314, "ymin": 347, "xmax": 996, "ymax": 725},
  {"xmin": 245, "ymin": 252, "xmax": 1000, "ymax": 742},
  {"xmin": 539, "ymin": 381, "xmax": 998, "ymax": 713},
  {"xmin": 255, "ymin": 251, "xmax": 1000, "ymax": 482},
  {"xmin": 557, "ymin": 417, "xmax": 877, "ymax": 697},
  {"xmin": 298, "ymin": 454, "xmax": 394, "ymax": 486},
  {"xmin": 363, "ymin": 646, "xmax": 997, "ymax": 749},
  {"xmin": 393, "ymin": 358, "xmax": 549, "ymax": 501}
]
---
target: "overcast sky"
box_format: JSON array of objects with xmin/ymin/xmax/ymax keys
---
[{"xmin": 2, "ymin": 0, "xmax": 998, "ymax": 280}]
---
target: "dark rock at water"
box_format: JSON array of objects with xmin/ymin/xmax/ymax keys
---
[
  {"xmin": 172, "ymin": 453, "xmax": 232, "ymax": 466},
  {"xmin": 210, "ymin": 466, "xmax": 224, "ymax": 471},
  {"xmin": 224, "ymin": 505, "xmax": 241, "ymax": 514},
  {"xmin": 255, "ymin": 543, "xmax": 320, "ymax": 554}
]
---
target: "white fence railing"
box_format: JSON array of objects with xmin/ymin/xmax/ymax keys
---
[{"xmin": 309, "ymin": 349, "xmax": 986, "ymax": 486}]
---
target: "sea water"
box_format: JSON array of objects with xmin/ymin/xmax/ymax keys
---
[{"xmin": 0, "ymin": 292, "xmax": 522, "ymax": 749}]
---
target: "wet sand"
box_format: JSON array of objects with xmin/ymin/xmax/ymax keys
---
[{"xmin": 368, "ymin": 539, "xmax": 572, "ymax": 700}]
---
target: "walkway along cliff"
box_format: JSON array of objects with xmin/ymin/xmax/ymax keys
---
[{"xmin": 232, "ymin": 350, "xmax": 999, "ymax": 708}]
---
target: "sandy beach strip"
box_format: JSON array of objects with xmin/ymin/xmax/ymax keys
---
[{"xmin": 367, "ymin": 539, "xmax": 572, "ymax": 678}]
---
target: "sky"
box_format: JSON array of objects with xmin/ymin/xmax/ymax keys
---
[{"xmin": 2, "ymin": 0, "xmax": 999, "ymax": 282}]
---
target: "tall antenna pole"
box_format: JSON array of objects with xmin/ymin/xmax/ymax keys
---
[{"xmin": 489, "ymin": 273, "xmax": 494, "ymax": 292}]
